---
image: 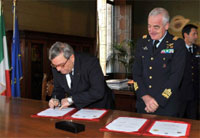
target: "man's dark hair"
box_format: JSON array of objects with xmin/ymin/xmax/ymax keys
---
[{"xmin": 182, "ymin": 24, "xmax": 198, "ymax": 38}]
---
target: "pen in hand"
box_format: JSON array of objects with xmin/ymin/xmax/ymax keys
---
[{"xmin": 53, "ymin": 95, "xmax": 59, "ymax": 109}]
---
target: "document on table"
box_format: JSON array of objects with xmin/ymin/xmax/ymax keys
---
[
  {"xmin": 71, "ymin": 109, "xmax": 107, "ymax": 119},
  {"xmin": 148, "ymin": 121, "xmax": 190, "ymax": 137},
  {"xmin": 37, "ymin": 107, "xmax": 75, "ymax": 117},
  {"xmin": 105, "ymin": 117, "xmax": 148, "ymax": 132}
]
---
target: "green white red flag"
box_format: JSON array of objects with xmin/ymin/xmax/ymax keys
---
[{"xmin": 0, "ymin": 1, "xmax": 11, "ymax": 97}]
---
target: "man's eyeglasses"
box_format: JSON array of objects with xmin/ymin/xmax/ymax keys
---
[{"xmin": 51, "ymin": 59, "xmax": 69, "ymax": 68}]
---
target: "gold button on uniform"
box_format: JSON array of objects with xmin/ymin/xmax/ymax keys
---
[
  {"xmin": 151, "ymin": 57, "xmax": 154, "ymax": 60},
  {"xmin": 192, "ymin": 66, "xmax": 194, "ymax": 69},
  {"xmin": 149, "ymin": 85, "xmax": 152, "ymax": 88},
  {"xmin": 192, "ymin": 73, "xmax": 194, "ymax": 75},
  {"xmin": 149, "ymin": 66, "xmax": 152, "ymax": 70},
  {"xmin": 149, "ymin": 76, "xmax": 152, "ymax": 79},
  {"xmin": 163, "ymin": 58, "xmax": 166, "ymax": 60}
]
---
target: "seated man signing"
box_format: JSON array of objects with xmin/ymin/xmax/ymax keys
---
[{"xmin": 48, "ymin": 42, "xmax": 115, "ymax": 110}]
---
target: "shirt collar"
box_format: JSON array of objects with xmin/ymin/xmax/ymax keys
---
[
  {"xmin": 185, "ymin": 44, "xmax": 193, "ymax": 53},
  {"xmin": 159, "ymin": 31, "xmax": 167, "ymax": 42},
  {"xmin": 153, "ymin": 31, "xmax": 167, "ymax": 46}
]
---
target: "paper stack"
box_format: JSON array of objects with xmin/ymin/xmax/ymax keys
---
[{"xmin": 106, "ymin": 79, "xmax": 129, "ymax": 90}]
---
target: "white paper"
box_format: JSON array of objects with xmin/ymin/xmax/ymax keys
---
[
  {"xmin": 37, "ymin": 107, "xmax": 75, "ymax": 117},
  {"xmin": 71, "ymin": 109, "xmax": 106, "ymax": 119},
  {"xmin": 149, "ymin": 121, "xmax": 188, "ymax": 137},
  {"xmin": 105, "ymin": 117, "xmax": 148, "ymax": 132}
]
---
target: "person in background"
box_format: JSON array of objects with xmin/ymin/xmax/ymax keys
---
[
  {"xmin": 48, "ymin": 42, "xmax": 115, "ymax": 109},
  {"xmin": 132, "ymin": 7, "xmax": 186, "ymax": 117},
  {"xmin": 179, "ymin": 24, "xmax": 199, "ymax": 119}
]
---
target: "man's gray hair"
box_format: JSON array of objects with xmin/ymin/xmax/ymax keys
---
[
  {"xmin": 49, "ymin": 42, "xmax": 74, "ymax": 60},
  {"xmin": 148, "ymin": 7, "xmax": 170, "ymax": 25}
]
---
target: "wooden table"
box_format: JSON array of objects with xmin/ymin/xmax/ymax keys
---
[{"xmin": 0, "ymin": 96, "xmax": 199, "ymax": 137}]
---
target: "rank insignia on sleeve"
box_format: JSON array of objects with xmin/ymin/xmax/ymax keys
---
[
  {"xmin": 173, "ymin": 36, "xmax": 179, "ymax": 40},
  {"xmin": 134, "ymin": 82, "xmax": 139, "ymax": 91},
  {"xmin": 143, "ymin": 35, "xmax": 147, "ymax": 39},
  {"xmin": 162, "ymin": 89, "xmax": 172, "ymax": 99}
]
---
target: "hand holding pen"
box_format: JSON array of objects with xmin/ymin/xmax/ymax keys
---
[{"xmin": 49, "ymin": 95, "xmax": 60, "ymax": 109}]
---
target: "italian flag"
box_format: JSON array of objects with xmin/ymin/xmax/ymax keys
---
[{"xmin": 0, "ymin": 3, "xmax": 11, "ymax": 97}]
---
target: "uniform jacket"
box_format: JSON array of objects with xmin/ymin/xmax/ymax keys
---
[
  {"xmin": 180, "ymin": 44, "xmax": 199, "ymax": 101},
  {"xmin": 51, "ymin": 53, "xmax": 115, "ymax": 109},
  {"xmin": 132, "ymin": 32, "xmax": 186, "ymax": 116}
]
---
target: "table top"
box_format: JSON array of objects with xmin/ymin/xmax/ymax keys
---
[{"xmin": 0, "ymin": 96, "xmax": 199, "ymax": 138}]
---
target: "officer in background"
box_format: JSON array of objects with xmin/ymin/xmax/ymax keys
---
[
  {"xmin": 132, "ymin": 7, "xmax": 186, "ymax": 117},
  {"xmin": 179, "ymin": 24, "xmax": 199, "ymax": 119}
]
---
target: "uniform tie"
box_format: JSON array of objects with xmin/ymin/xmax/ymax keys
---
[
  {"xmin": 153, "ymin": 40, "xmax": 159, "ymax": 53},
  {"xmin": 189, "ymin": 47, "xmax": 192, "ymax": 54}
]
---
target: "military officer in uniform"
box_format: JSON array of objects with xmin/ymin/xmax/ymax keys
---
[
  {"xmin": 179, "ymin": 24, "xmax": 199, "ymax": 119},
  {"xmin": 132, "ymin": 7, "xmax": 186, "ymax": 117}
]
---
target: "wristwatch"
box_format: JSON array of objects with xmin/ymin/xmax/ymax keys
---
[{"xmin": 67, "ymin": 96, "xmax": 74, "ymax": 105}]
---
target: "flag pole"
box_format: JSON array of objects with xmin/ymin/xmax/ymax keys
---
[
  {"xmin": 13, "ymin": 0, "xmax": 16, "ymax": 32},
  {"xmin": 0, "ymin": 0, "xmax": 2, "ymax": 13}
]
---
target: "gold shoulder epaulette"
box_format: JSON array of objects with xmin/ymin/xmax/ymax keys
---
[
  {"xmin": 143, "ymin": 35, "xmax": 147, "ymax": 39},
  {"xmin": 173, "ymin": 36, "xmax": 179, "ymax": 41}
]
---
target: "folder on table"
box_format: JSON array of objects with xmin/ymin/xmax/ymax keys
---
[
  {"xmin": 143, "ymin": 120, "xmax": 191, "ymax": 137},
  {"xmin": 100, "ymin": 117, "xmax": 191, "ymax": 137},
  {"xmin": 65, "ymin": 108, "xmax": 108, "ymax": 121},
  {"xmin": 31, "ymin": 107, "xmax": 76, "ymax": 119}
]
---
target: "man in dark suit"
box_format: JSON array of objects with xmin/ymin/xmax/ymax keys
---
[
  {"xmin": 132, "ymin": 7, "xmax": 186, "ymax": 117},
  {"xmin": 179, "ymin": 24, "xmax": 199, "ymax": 119},
  {"xmin": 48, "ymin": 42, "xmax": 115, "ymax": 109}
]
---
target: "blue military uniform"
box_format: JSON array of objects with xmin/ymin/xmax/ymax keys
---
[
  {"xmin": 179, "ymin": 44, "xmax": 199, "ymax": 119},
  {"xmin": 132, "ymin": 32, "xmax": 186, "ymax": 117}
]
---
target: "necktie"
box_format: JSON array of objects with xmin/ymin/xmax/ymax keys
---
[
  {"xmin": 153, "ymin": 40, "xmax": 159, "ymax": 53},
  {"xmin": 69, "ymin": 72, "xmax": 73, "ymax": 88},
  {"xmin": 189, "ymin": 47, "xmax": 192, "ymax": 54}
]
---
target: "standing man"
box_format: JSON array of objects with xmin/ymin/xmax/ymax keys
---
[
  {"xmin": 48, "ymin": 42, "xmax": 115, "ymax": 109},
  {"xmin": 132, "ymin": 7, "xmax": 186, "ymax": 117},
  {"xmin": 179, "ymin": 24, "xmax": 199, "ymax": 119}
]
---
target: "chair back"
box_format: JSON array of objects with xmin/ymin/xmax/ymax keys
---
[{"xmin": 41, "ymin": 73, "xmax": 54, "ymax": 101}]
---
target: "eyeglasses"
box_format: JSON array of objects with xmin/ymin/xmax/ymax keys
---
[{"xmin": 51, "ymin": 59, "xmax": 69, "ymax": 68}]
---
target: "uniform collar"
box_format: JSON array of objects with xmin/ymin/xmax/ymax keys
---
[
  {"xmin": 185, "ymin": 44, "xmax": 193, "ymax": 53},
  {"xmin": 153, "ymin": 31, "xmax": 167, "ymax": 48}
]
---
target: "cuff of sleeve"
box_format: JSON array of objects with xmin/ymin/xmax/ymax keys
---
[
  {"xmin": 155, "ymin": 88, "xmax": 172, "ymax": 107},
  {"xmin": 67, "ymin": 97, "xmax": 74, "ymax": 105}
]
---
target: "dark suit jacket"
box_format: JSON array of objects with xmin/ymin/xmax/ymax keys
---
[
  {"xmin": 51, "ymin": 53, "xmax": 115, "ymax": 109},
  {"xmin": 180, "ymin": 44, "xmax": 199, "ymax": 101},
  {"xmin": 132, "ymin": 32, "xmax": 186, "ymax": 117}
]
